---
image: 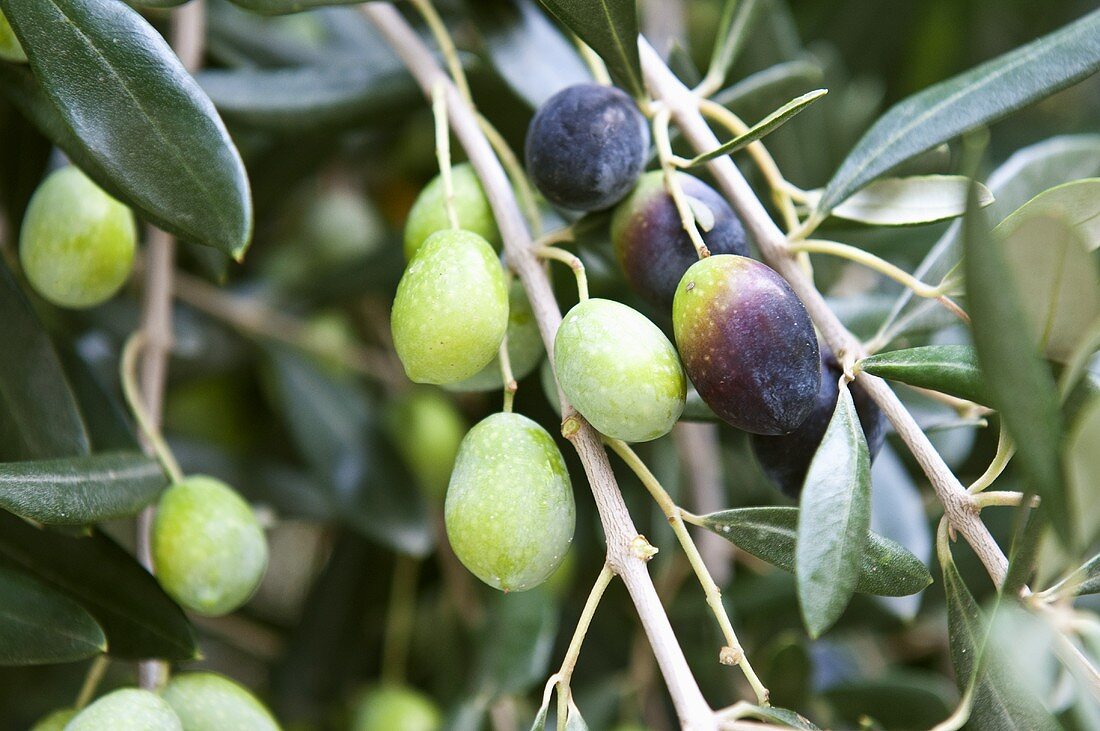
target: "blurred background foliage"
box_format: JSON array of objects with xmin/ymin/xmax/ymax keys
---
[{"xmin": 1, "ymin": 0, "xmax": 1099, "ymax": 729}]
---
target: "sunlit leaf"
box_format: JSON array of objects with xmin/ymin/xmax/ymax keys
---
[{"xmin": 807, "ymin": 176, "xmax": 993, "ymax": 226}]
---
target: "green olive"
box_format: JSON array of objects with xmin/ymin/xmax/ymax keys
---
[
  {"xmin": 161, "ymin": 672, "xmax": 280, "ymax": 731},
  {"xmin": 65, "ymin": 689, "xmax": 181, "ymax": 731},
  {"xmin": 19, "ymin": 166, "xmax": 136, "ymax": 309},
  {"xmin": 0, "ymin": 10, "xmax": 26, "ymax": 63},
  {"xmin": 152, "ymin": 476, "xmax": 268, "ymax": 617},
  {"xmin": 385, "ymin": 388, "xmax": 467, "ymax": 500},
  {"xmin": 351, "ymin": 685, "xmax": 441, "ymax": 731},
  {"xmin": 391, "ymin": 229, "xmax": 509, "ymax": 385},
  {"xmin": 403, "ymin": 163, "xmax": 500, "ymax": 259},
  {"xmin": 445, "ymin": 412, "xmax": 575, "ymax": 592}
]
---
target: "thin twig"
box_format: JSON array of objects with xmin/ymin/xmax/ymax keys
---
[
  {"xmin": 432, "ymin": 82, "xmax": 460, "ymax": 230},
  {"xmin": 653, "ymin": 106, "xmax": 710, "ymax": 259},
  {"xmin": 673, "ymin": 423, "xmax": 732, "ymax": 585},
  {"xmin": 535, "ymin": 245, "xmax": 589, "ymax": 302},
  {"xmin": 555, "ymin": 564, "xmax": 615, "ymax": 731}
]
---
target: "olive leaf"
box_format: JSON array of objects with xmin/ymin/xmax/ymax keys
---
[
  {"xmin": 0, "ymin": 566, "xmax": 106, "ymax": 666},
  {"xmin": 535, "ymin": 0, "xmax": 643, "ymax": 98},
  {"xmin": 805, "ymin": 175, "xmax": 994, "ymax": 226},
  {"xmin": 705, "ymin": 0, "xmax": 762, "ymax": 88},
  {"xmin": 858, "ymin": 345, "xmax": 987, "ymax": 405}
]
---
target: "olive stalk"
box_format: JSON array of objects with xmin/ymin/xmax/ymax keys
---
[
  {"xmin": 75, "ymin": 656, "xmax": 110, "ymax": 711},
  {"xmin": 639, "ymin": 39, "xmax": 1012, "ymax": 589},
  {"xmin": 432, "ymin": 82, "xmax": 460, "ymax": 231},
  {"xmin": 554, "ymin": 564, "xmax": 615, "ymax": 731},
  {"xmin": 652, "ymin": 105, "xmax": 711, "ymax": 259},
  {"xmin": 535, "ymin": 245, "xmax": 589, "ymax": 302},
  {"xmin": 363, "ymin": 6, "xmax": 718, "ymax": 727},
  {"xmin": 381, "ymin": 554, "xmax": 420, "ymax": 684}
]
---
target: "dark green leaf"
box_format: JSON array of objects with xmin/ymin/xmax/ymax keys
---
[
  {"xmin": 697, "ymin": 507, "xmax": 932, "ymax": 597},
  {"xmin": 0, "ymin": 511, "xmax": 196, "ymax": 661},
  {"xmin": 814, "ymin": 8, "xmax": 1100, "ymax": 220},
  {"xmin": 796, "ymin": 382, "xmax": 872, "ymax": 637},
  {"xmin": 471, "ymin": 0, "xmax": 592, "ymax": 109},
  {"xmin": 685, "ymin": 89, "xmax": 826, "ymax": 167},
  {"xmin": 1, "ymin": 0, "xmax": 252, "ymax": 257},
  {"xmin": 0, "ymin": 566, "xmax": 106, "ymax": 666},
  {"xmin": 198, "ymin": 61, "xmax": 419, "ymax": 132},
  {"xmin": 536, "ymin": 0, "xmax": 643, "ymax": 97},
  {"xmin": 738, "ymin": 705, "xmax": 820, "ymax": 730},
  {"xmin": 227, "ymin": 0, "xmax": 358, "ymax": 14},
  {"xmin": 859, "ymin": 345, "xmax": 987, "ymax": 404},
  {"xmin": 963, "ymin": 185, "xmax": 1070, "ymax": 546},
  {"xmin": 0, "ymin": 260, "xmax": 90, "ymax": 462},
  {"xmin": 823, "ymin": 671, "xmax": 956, "ymax": 730},
  {"xmin": 475, "ymin": 589, "xmax": 558, "ymax": 697},
  {"xmin": 0, "ymin": 452, "xmax": 166, "ymax": 526}
]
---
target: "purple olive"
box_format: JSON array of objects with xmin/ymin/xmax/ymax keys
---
[
  {"xmin": 611, "ymin": 171, "xmax": 749, "ymax": 308},
  {"xmin": 672, "ymin": 255, "xmax": 819, "ymax": 435},
  {"xmin": 751, "ymin": 346, "xmax": 886, "ymax": 498}
]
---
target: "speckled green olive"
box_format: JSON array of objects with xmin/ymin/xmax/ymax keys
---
[
  {"xmin": 0, "ymin": 10, "xmax": 26, "ymax": 63},
  {"xmin": 19, "ymin": 166, "xmax": 136, "ymax": 309},
  {"xmin": 351, "ymin": 685, "xmax": 441, "ymax": 731},
  {"xmin": 445, "ymin": 412, "xmax": 575, "ymax": 592},
  {"xmin": 445, "ymin": 279, "xmax": 544, "ymax": 392},
  {"xmin": 403, "ymin": 163, "xmax": 500, "ymax": 259},
  {"xmin": 385, "ymin": 389, "xmax": 466, "ymax": 499},
  {"xmin": 555, "ymin": 298, "xmax": 686, "ymax": 442},
  {"xmin": 152, "ymin": 476, "xmax": 268, "ymax": 617},
  {"xmin": 161, "ymin": 672, "xmax": 280, "ymax": 731},
  {"xmin": 391, "ymin": 229, "xmax": 509, "ymax": 385},
  {"xmin": 65, "ymin": 689, "xmax": 181, "ymax": 731},
  {"xmin": 29, "ymin": 708, "xmax": 76, "ymax": 730}
]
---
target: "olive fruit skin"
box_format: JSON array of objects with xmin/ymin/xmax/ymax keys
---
[
  {"xmin": 404, "ymin": 163, "xmax": 500, "ymax": 259},
  {"xmin": 161, "ymin": 672, "xmax": 280, "ymax": 731},
  {"xmin": 445, "ymin": 279, "xmax": 544, "ymax": 392},
  {"xmin": 65, "ymin": 689, "xmax": 182, "ymax": 731},
  {"xmin": 152, "ymin": 475, "xmax": 268, "ymax": 617},
  {"xmin": 673, "ymin": 255, "xmax": 820, "ymax": 435},
  {"xmin": 445, "ymin": 412, "xmax": 575, "ymax": 592},
  {"xmin": 751, "ymin": 347, "xmax": 886, "ymax": 498},
  {"xmin": 525, "ymin": 83, "xmax": 649, "ymax": 211},
  {"xmin": 351, "ymin": 685, "xmax": 441, "ymax": 731},
  {"xmin": 0, "ymin": 10, "xmax": 26, "ymax": 62},
  {"xmin": 385, "ymin": 389, "xmax": 466, "ymax": 499},
  {"xmin": 391, "ymin": 229, "xmax": 509, "ymax": 385},
  {"xmin": 20, "ymin": 166, "xmax": 136, "ymax": 309},
  {"xmin": 612, "ymin": 171, "xmax": 749, "ymax": 307},
  {"xmin": 29, "ymin": 708, "xmax": 76, "ymax": 730},
  {"xmin": 555, "ymin": 298, "xmax": 686, "ymax": 442}
]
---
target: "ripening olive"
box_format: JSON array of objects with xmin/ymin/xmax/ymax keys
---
[
  {"xmin": 555, "ymin": 298, "xmax": 686, "ymax": 442},
  {"xmin": 161, "ymin": 672, "xmax": 280, "ymax": 731},
  {"xmin": 152, "ymin": 476, "xmax": 268, "ymax": 617},
  {"xmin": 751, "ymin": 346, "xmax": 886, "ymax": 498},
  {"xmin": 19, "ymin": 166, "xmax": 136, "ymax": 309},
  {"xmin": 351, "ymin": 685, "xmax": 441, "ymax": 731},
  {"xmin": 65, "ymin": 689, "xmax": 181, "ymax": 731},
  {"xmin": 403, "ymin": 163, "xmax": 500, "ymax": 259},
  {"xmin": 445, "ymin": 412, "xmax": 575, "ymax": 592},
  {"xmin": 0, "ymin": 10, "xmax": 26, "ymax": 63},
  {"xmin": 611, "ymin": 171, "xmax": 749, "ymax": 308},
  {"xmin": 29, "ymin": 708, "xmax": 76, "ymax": 731},
  {"xmin": 385, "ymin": 388, "xmax": 466, "ymax": 499},
  {"xmin": 391, "ymin": 229, "xmax": 509, "ymax": 385},
  {"xmin": 673, "ymin": 255, "xmax": 820, "ymax": 435},
  {"xmin": 525, "ymin": 84, "xmax": 649, "ymax": 211},
  {"xmin": 445, "ymin": 279, "xmax": 544, "ymax": 392}
]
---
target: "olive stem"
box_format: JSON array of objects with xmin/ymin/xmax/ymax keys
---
[
  {"xmin": 120, "ymin": 334, "xmax": 184, "ymax": 484},
  {"xmin": 74, "ymin": 655, "xmax": 110, "ymax": 711},
  {"xmin": 790, "ymin": 239, "xmax": 971, "ymax": 325},
  {"xmin": 967, "ymin": 428, "xmax": 1015, "ymax": 493},
  {"xmin": 407, "ymin": 0, "xmax": 472, "ymax": 105},
  {"xmin": 641, "ymin": 39, "xmax": 1011, "ymax": 588},
  {"xmin": 653, "ymin": 105, "xmax": 711, "ymax": 258},
  {"xmin": 575, "ymin": 37, "xmax": 613, "ymax": 85},
  {"xmin": 366, "ymin": 7, "xmax": 718, "ymax": 725},
  {"xmin": 432, "ymin": 81, "xmax": 460, "ymax": 230},
  {"xmin": 555, "ymin": 564, "xmax": 615, "ymax": 731},
  {"xmin": 973, "ymin": 491, "xmax": 1031, "ymax": 509},
  {"xmin": 535, "ymin": 245, "xmax": 589, "ymax": 302},
  {"xmin": 476, "ymin": 113, "xmax": 543, "ymax": 236},
  {"xmin": 381, "ymin": 554, "xmax": 420, "ymax": 685},
  {"xmin": 499, "ymin": 333, "xmax": 518, "ymax": 413},
  {"xmin": 606, "ymin": 439, "xmax": 770, "ymax": 706}
]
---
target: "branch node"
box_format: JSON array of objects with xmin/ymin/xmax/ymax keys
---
[
  {"xmin": 719, "ymin": 645, "xmax": 742, "ymax": 666},
  {"xmin": 630, "ymin": 535, "xmax": 659, "ymax": 562}
]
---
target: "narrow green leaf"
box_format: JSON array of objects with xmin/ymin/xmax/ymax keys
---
[
  {"xmin": 697, "ymin": 507, "xmax": 931, "ymax": 597},
  {"xmin": 858, "ymin": 345, "xmax": 987, "ymax": 405},
  {"xmin": 471, "ymin": 0, "xmax": 592, "ymax": 109},
  {"xmin": 811, "ymin": 176, "xmax": 994, "ymax": 226},
  {"xmin": 0, "ymin": 511, "xmax": 196, "ymax": 661},
  {"xmin": 536, "ymin": 0, "xmax": 643, "ymax": 98},
  {"xmin": 475, "ymin": 589, "xmax": 559, "ymax": 698},
  {"xmin": 815, "ymin": 9, "xmax": 1100, "ymax": 219},
  {"xmin": 963, "ymin": 184, "xmax": 1071, "ymax": 547},
  {"xmin": 995, "ymin": 212, "xmax": 1100, "ymax": 362},
  {"xmin": 227, "ymin": 0, "xmax": 358, "ymax": 14},
  {"xmin": 706, "ymin": 0, "xmax": 761, "ymax": 87},
  {"xmin": 0, "ymin": 260, "xmax": 90, "ymax": 462},
  {"xmin": 686, "ymin": 89, "xmax": 826, "ymax": 167},
  {"xmin": 0, "ymin": 565, "xmax": 106, "ymax": 666},
  {"xmin": 796, "ymin": 382, "xmax": 873, "ymax": 637},
  {"xmin": 1066, "ymin": 398, "xmax": 1100, "ymax": 548},
  {"xmin": 739, "ymin": 705, "xmax": 820, "ymax": 730},
  {"xmin": 1, "ymin": 0, "xmax": 252, "ymax": 257},
  {"xmin": 0, "ymin": 452, "xmax": 167, "ymax": 526}
]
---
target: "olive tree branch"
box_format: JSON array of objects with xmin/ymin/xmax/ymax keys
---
[
  {"xmin": 363, "ymin": 5, "xmax": 718, "ymax": 727},
  {"xmin": 638, "ymin": 40, "xmax": 1011, "ymax": 588}
]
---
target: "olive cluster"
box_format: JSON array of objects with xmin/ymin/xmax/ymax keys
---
[{"xmin": 390, "ymin": 83, "xmax": 884, "ymax": 594}]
